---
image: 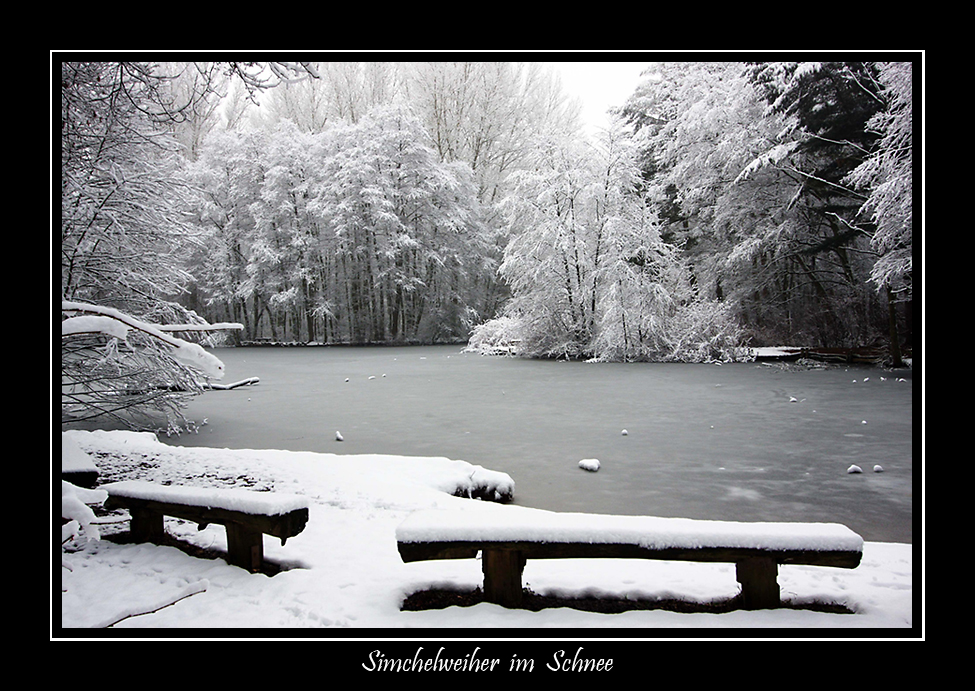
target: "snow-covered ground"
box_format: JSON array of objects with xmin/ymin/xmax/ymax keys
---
[{"xmin": 58, "ymin": 429, "xmax": 915, "ymax": 636}]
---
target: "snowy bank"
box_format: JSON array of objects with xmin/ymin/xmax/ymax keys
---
[{"xmin": 58, "ymin": 430, "xmax": 914, "ymax": 634}]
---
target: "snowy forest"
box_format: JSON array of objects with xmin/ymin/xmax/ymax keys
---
[{"xmin": 61, "ymin": 59, "xmax": 915, "ymax": 370}]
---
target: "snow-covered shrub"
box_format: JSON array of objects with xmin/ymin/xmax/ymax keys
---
[
  {"xmin": 61, "ymin": 434, "xmax": 108, "ymax": 554},
  {"xmin": 466, "ymin": 312, "xmax": 560, "ymax": 359},
  {"xmin": 61, "ymin": 481, "xmax": 108, "ymax": 546},
  {"xmin": 591, "ymin": 292, "xmax": 748, "ymax": 363},
  {"xmin": 661, "ymin": 299, "xmax": 751, "ymax": 363},
  {"xmin": 464, "ymin": 315, "xmax": 524, "ymax": 356},
  {"xmin": 468, "ymin": 295, "xmax": 749, "ymax": 364}
]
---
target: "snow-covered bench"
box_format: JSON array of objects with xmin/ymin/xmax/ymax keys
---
[
  {"xmin": 396, "ymin": 507, "xmax": 863, "ymax": 609},
  {"xmin": 103, "ymin": 481, "xmax": 309, "ymax": 573}
]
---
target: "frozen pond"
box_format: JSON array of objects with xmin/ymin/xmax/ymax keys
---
[{"xmin": 170, "ymin": 345, "xmax": 913, "ymax": 544}]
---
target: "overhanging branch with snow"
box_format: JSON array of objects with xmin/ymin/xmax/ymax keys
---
[
  {"xmin": 61, "ymin": 301, "xmax": 241, "ymax": 379},
  {"xmin": 60, "ymin": 301, "xmax": 244, "ymax": 427}
]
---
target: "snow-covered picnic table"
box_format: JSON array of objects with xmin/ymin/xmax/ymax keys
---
[{"xmin": 396, "ymin": 506, "xmax": 864, "ymax": 609}]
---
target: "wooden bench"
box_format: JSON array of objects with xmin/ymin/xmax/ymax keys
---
[
  {"xmin": 103, "ymin": 481, "xmax": 309, "ymax": 573},
  {"xmin": 396, "ymin": 507, "xmax": 863, "ymax": 610}
]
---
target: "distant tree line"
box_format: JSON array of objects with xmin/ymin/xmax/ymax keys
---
[
  {"xmin": 60, "ymin": 58, "xmax": 915, "ymax": 364},
  {"xmin": 184, "ymin": 111, "xmax": 498, "ymax": 344},
  {"xmin": 177, "ymin": 62, "xmax": 579, "ymax": 345}
]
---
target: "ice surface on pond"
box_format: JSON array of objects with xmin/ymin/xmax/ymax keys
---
[{"xmin": 169, "ymin": 345, "xmax": 913, "ymax": 543}]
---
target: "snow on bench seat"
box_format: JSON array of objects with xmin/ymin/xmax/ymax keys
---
[
  {"xmin": 397, "ymin": 506, "xmax": 863, "ymax": 553},
  {"xmin": 396, "ymin": 507, "xmax": 863, "ymax": 609},
  {"xmin": 102, "ymin": 480, "xmax": 309, "ymax": 516},
  {"xmin": 103, "ymin": 481, "xmax": 309, "ymax": 573}
]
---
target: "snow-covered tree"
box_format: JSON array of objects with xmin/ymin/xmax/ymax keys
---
[
  {"xmin": 627, "ymin": 62, "xmax": 814, "ymax": 346},
  {"xmin": 739, "ymin": 61, "xmax": 889, "ymax": 345},
  {"xmin": 590, "ymin": 118, "xmax": 746, "ymax": 362},
  {"xmin": 593, "ymin": 120, "xmax": 693, "ymax": 360},
  {"xmin": 257, "ymin": 62, "xmax": 398, "ymax": 132},
  {"xmin": 246, "ymin": 120, "xmax": 322, "ymax": 342},
  {"xmin": 183, "ymin": 127, "xmax": 268, "ymax": 338},
  {"xmin": 310, "ymin": 104, "xmax": 489, "ymax": 343},
  {"xmin": 185, "ymin": 102, "xmax": 493, "ymax": 344},
  {"xmin": 842, "ymin": 61, "xmax": 914, "ymax": 366},
  {"xmin": 476, "ymin": 117, "xmax": 744, "ymax": 362},
  {"xmin": 59, "ymin": 60, "xmax": 325, "ymax": 429},
  {"xmin": 177, "ymin": 62, "xmax": 594, "ymax": 345},
  {"xmin": 402, "ymin": 62, "xmax": 581, "ymax": 197},
  {"xmin": 495, "ymin": 135, "xmax": 602, "ymax": 358},
  {"xmin": 616, "ymin": 61, "xmax": 902, "ymax": 348},
  {"xmin": 61, "ymin": 62, "xmax": 202, "ymax": 321},
  {"xmin": 844, "ymin": 61, "xmax": 913, "ymax": 296}
]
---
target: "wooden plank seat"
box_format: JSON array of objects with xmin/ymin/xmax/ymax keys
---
[
  {"xmin": 103, "ymin": 481, "xmax": 309, "ymax": 573},
  {"xmin": 396, "ymin": 507, "xmax": 863, "ymax": 610}
]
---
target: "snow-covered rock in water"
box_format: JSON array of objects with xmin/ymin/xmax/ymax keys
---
[
  {"xmin": 620, "ymin": 429, "xmax": 628, "ymax": 436},
  {"xmin": 579, "ymin": 458, "xmax": 601, "ymax": 472},
  {"xmin": 447, "ymin": 465, "xmax": 515, "ymax": 502},
  {"xmin": 847, "ymin": 464, "xmax": 863, "ymax": 474},
  {"xmin": 873, "ymin": 465, "xmax": 884, "ymax": 473},
  {"xmin": 335, "ymin": 431, "xmax": 344, "ymax": 442}
]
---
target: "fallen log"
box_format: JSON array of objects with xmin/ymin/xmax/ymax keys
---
[
  {"xmin": 129, "ymin": 376, "xmax": 260, "ymax": 394},
  {"xmin": 206, "ymin": 377, "xmax": 260, "ymax": 390}
]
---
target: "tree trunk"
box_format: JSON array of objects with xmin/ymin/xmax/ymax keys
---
[{"xmin": 887, "ymin": 286, "xmax": 903, "ymax": 367}]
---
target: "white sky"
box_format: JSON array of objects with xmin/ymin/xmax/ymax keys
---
[{"xmin": 542, "ymin": 61, "xmax": 651, "ymax": 135}]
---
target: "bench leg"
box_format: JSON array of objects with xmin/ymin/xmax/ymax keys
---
[
  {"xmin": 226, "ymin": 523, "xmax": 263, "ymax": 572},
  {"xmin": 129, "ymin": 507, "xmax": 165, "ymax": 543},
  {"xmin": 736, "ymin": 557, "xmax": 780, "ymax": 609},
  {"xmin": 482, "ymin": 549, "xmax": 526, "ymax": 608}
]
